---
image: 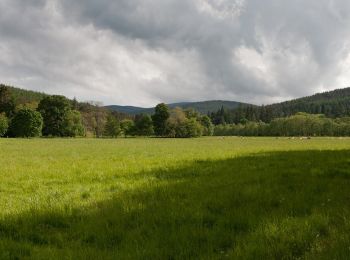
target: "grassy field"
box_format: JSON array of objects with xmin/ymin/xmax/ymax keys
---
[{"xmin": 1, "ymin": 137, "xmax": 350, "ymax": 259}]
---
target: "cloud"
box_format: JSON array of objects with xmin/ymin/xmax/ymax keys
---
[{"xmin": 1, "ymin": 0, "xmax": 350, "ymax": 106}]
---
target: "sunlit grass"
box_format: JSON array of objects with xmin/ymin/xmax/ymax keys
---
[{"xmin": 1, "ymin": 137, "xmax": 350, "ymax": 259}]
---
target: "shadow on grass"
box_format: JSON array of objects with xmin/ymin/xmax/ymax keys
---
[{"xmin": 1, "ymin": 150, "xmax": 350, "ymax": 259}]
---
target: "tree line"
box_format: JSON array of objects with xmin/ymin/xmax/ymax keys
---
[
  {"xmin": 102, "ymin": 104, "xmax": 214, "ymax": 138},
  {"xmin": 0, "ymin": 86, "xmax": 213, "ymax": 138},
  {"xmin": 214, "ymin": 113, "xmax": 350, "ymax": 137},
  {"xmin": 3, "ymin": 84, "xmax": 350, "ymax": 138}
]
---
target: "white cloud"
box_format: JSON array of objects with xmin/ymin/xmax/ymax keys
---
[{"xmin": 1, "ymin": 0, "xmax": 350, "ymax": 106}]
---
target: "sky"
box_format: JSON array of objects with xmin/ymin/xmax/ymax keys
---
[{"xmin": 1, "ymin": 0, "xmax": 350, "ymax": 107}]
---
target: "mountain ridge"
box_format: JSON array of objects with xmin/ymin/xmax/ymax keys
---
[
  {"xmin": 106, "ymin": 100, "xmax": 252, "ymax": 115},
  {"xmin": 3, "ymin": 83, "xmax": 350, "ymax": 118}
]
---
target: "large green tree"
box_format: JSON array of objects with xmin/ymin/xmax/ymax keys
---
[
  {"xmin": 10, "ymin": 108, "xmax": 43, "ymax": 137},
  {"xmin": 134, "ymin": 114, "xmax": 154, "ymax": 136},
  {"xmin": 165, "ymin": 107, "xmax": 203, "ymax": 138},
  {"xmin": 152, "ymin": 103, "xmax": 170, "ymax": 136},
  {"xmin": 104, "ymin": 114, "xmax": 121, "ymax": 138},
  {"xmin": 0, "ymin": 85, "xmax": 16, "ymax": 117},
  {"xmin": 37, "ymin": 95, "xmax": 72, "ymax": 136},
  {"xmin": 120, "ymin": 119, "xmax": 135, "ymax": 137},
  {"xmin": 63, "ymin": 110, "xmax": 85, "ymax": 137}
]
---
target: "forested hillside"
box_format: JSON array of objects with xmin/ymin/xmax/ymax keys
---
[
  {"xmin": 211, "ymin": 87, "xmax": 350, "ymax": 124},
  {"xmin": 106, "ymin": 100, "xmax": 248, "ymax": 115},
  {"xmin": 2, "ymin": 85, "xmax": 47, "ymax": 105}
]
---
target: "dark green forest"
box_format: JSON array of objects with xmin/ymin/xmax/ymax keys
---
[{"xmin": 210, "ymin": 88, "xmax": 350, "ymax": 124}]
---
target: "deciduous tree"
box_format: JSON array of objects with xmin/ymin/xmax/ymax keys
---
[
  {"xmin": 10, "ymin": 108, "xmax": 43, "ymax": 137},
  {"xmin": 134, "ymin": 114, "xmax": 154, "ymax": 136},
  {"xmin": 37, "ymin": 95, "xmax": 71, "ymax": 136},
  {"xmin": 152, "ymin": 103, "xmax": 170, "ymax": 136}
]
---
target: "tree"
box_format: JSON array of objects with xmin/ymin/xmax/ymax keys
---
[
  {"xmin": 0, "ymin": 85, "xmax": 16, "ymax": 117},
  {"xmin": 200, "ymin": 115, "xmax": 214, "ymax": 136},
  {"xmin": 166, "ymin": 107, "xmax": 203, "ymax": 138},
  {"xmin": 134, "ymin": 114, "xmax": 154, "ymax": 136},
  {"xmin": 37, "ymin": 95, "xmax": 71, "ymax": 136},
  {"xmin": 152, "ymin": 103, "xmax": 170, "ymax": 136},
  {"xmin": 0, "ymin": 113, "xmax": 8, "ymax": 137},
  {"xmin": 78, "ymin": 102, "xmax": 108, "ymax": 137},
  {"xmin": 88, "ymin": 102, "xmax": 108, "ymax": 138},
  {"xmin": 120, "ymin": 119, "xmax": 135, "ymax": 137},
  {"xmin": 104, "ymin": 114, "xmax": 121, "ymax": 138},
  {"xmin": 9, "ymin": 108, "xmax": 43, "ymax": 137},
  {"xmin": 63, "ymin": 110, "xmax": 85, "ymax": 137},
  {"xmin": 166, "ymin": 107, "xmax": 188, "ymax": 137},
  {"xmin": 185, "ymin": 118, "xmax": 203, "ymax": 137}
]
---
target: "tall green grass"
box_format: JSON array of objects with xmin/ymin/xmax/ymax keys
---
[{"xmin": 0, "ymin": 137, "xmax": 350, "ymax": 259}]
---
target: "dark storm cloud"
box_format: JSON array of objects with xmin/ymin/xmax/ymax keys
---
[{"xmin": 1, "ymin": 0, "xmax": 350, "ymax": 106}]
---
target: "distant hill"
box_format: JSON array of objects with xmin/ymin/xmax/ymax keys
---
[
  {"xmin": 266, "ymin": 87, "xmax": 350, "ymax": 118},
  {"xmin": 212, "ymin": 87, "xmax": 350, "ymax": 124},
  {"xmin": 1, "ymin": 84, "xmax": 48, "ymax": 105},
  {"xmin": 106, "ymin": 105, "xmax": 153, "ymax": 115},
  {"xmin": 4, "ymin": 83, "xmax": 350, "ymax": 121},
  {"xmin": 106, "ymin": 100, "xmax": 250, "ymax": 115}
]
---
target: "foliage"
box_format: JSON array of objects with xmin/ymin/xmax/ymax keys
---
[
  {"xmin": 214, "ymin": 113, "xmax": 350, "ymax": 137},
  {"xmin": 120, "ymin": 119, "xmax": 135, "ymax": 137},
  {"xmin": 2, "ymin": 84, "xmax": 47, "ymax": 105},
  {"xmin": 104, "ymin": 114, "xmax": 121, "ymax": 138},
  {"xmin": 16, "ymin": 101, "xmax": 40, "ymax": 111},
  {"xmin": 0, "ymin": 113, "xmax": 8, "ymax": 137},
  {"xmin": 200, "ymin": 115, "xmax": 214, "ymax": 136},
  {"xmin": 9, "ymin": 108, "xmax": 43, "ymax": 137},
  {"xmin": 0, "ymin": 85, "xmax": 16, "ymax": 117},
  {"xmin": 1, "ymin": 138, "xmax": 350, "ymax": 258},
  {"xmin": 165, "ymin": 107, "xmax": 204, "ymax": 138},
  {"xmin": 166, "ymin": 107, "xmax": 188, "ymax": 137},
  {"xmin": 38, "ymin": 95, "xmax": 72, "ymax": 136},
  {"xmin": 78, "ymin": 102, "xmax": 108, "ymax": 138},
  {"xmin": 63, "ymin": 110, "xmax": 85, "ymax": 137},
  {"xmin": 134, "ymin": 114, "xmax": 154, "ymax": 136},
  {"xmin": 185, "ymin": 118, "xmax": 203, "ymax": 137},
  {"xmin": 152, "ymin": 103, "xmax": 170, "ymax": 136},
  {"xmin": 184, "ymin": 107, "xmax": 201, "ymax": 120}
]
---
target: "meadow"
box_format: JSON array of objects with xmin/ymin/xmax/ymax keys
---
[{"xmin": 1, "ymin": 137, "xmax": 350, "ymax": 259}]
